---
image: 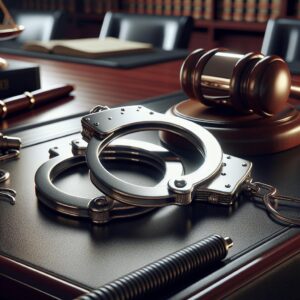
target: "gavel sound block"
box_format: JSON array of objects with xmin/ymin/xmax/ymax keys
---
[{"xmin": 164, "ymin": 48, "xmax": 300, "ymax": 155}]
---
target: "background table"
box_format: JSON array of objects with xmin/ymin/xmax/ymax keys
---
[{"xmin": 0, "ymin": 53, "xmax": 182, "ymax": 131}]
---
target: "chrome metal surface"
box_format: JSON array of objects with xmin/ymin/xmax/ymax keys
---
[
  {"xmin": 82, "ymin": 105, "xmax": 223, "ymax": 207},
  {"xmin": 0, "ymin": 134, "xmax": 21, "ymax": 150},
  {"xmin": 245, "ymin": 180, "xmax": 300, "ymax": 226},
  {"xmin": 0, "ymin": 187, "xmax": 16, "ymax": 205},
  {"xmin": 0, "ymin": 168, "xmax": 9, "ymax": 183},
  {"xmin": 194, "ymin": 155, "xmax": 252, "ymax": 205},
  {"xmin": 82, "ymin": 104, "xmax": 299, "ymax": 227},
  {"xmin": 0, "ymin": 133, "xmax": 20, "ymax": 204},
  {"xmin": 35, "ymin": 139, "xmax": 183, "ymax": 223}
]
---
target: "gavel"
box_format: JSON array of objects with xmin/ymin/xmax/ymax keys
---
[{"xmin": 180, "ymin": 48, "xmax": 300, "ymax": 117}]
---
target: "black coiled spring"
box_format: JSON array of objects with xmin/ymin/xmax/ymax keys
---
[{"xmin": 76, "ymin": 234, "xmax": 233, "ymax": 300}]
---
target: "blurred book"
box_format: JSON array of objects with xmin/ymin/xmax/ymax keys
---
[
  {"xmin": 270, "ymin": 0, "xmax": 281, "ymax": 19},
  {"xmin": 244, "ymin": 0, "xmax": 257, "ymax": 22},
  {"xmin": 22, "ymin": 37, "xmax": 154, "ymax": 58},
  {"xmin": 257, "ymin": 0, "xmax": 269, "ymax": 22},
  {"xmin": 204, "ymin": 0, "xmax": 213, "ymax": 20},
  {"xmin": 193, "ymin": 0, "xmax": 203, "ymax": 20},
  {"xmin": 221, "ymin": 0, "xmax": 233, "ymax": 20},
  {"xmin": 232, "ymin": 0, "xmax": 245, "ymax": 21}
]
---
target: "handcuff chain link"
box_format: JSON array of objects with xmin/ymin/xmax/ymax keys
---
[{"xmin": 244, "ymin": 179, "xmax": 300, "ymax": 226}]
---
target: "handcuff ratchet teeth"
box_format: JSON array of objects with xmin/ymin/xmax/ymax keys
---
[
  {"xmin": 35, "ymin": 138, "xmax": 183, "ymax": 224},
  {"xmin": 82, "ymin": 105, "xmax": 252, "ymax": 207}
]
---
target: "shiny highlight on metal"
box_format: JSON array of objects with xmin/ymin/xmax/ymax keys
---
[{"xmin": 180, "ymin": 48, "xmax": 293, "ymax": 117}]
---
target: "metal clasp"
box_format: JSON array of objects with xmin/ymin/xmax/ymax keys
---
[{"xmin": 194, "ymin": 155, "xmax": 252, "ymax": 205}]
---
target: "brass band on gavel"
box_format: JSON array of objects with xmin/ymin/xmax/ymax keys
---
[{"xmin": 180, "ymin": 48, "xmax": 300, "ymax": 117}]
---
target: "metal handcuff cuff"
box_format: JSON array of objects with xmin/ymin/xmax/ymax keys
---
[
  {"xmin": 35, "ymin": 138, "xmax": 183, "ymax": 224},
  {"xmin": 81, "ymin": 105, "xmax": 300, "ymax": 226}
]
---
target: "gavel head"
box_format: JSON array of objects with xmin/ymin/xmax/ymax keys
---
[{"xmin": 180, "ymin": 48, "xmax": 291, "ymax": 117}]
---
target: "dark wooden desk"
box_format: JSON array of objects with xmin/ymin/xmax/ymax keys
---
[{"xmin": 0, "ymin": 54, "xmax": 299, "ymax": 300}]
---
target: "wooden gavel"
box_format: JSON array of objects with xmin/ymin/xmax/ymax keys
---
[{"xmin": 180, "ymin": 48, "xmax": 300, "ymax": 117}]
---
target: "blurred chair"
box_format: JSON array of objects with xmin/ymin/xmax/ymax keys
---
[
  {"xmin": 11, "ymin": 10, "xmax": 66, "ymax": 42},
  {"xmin": 99, "ymin": 12, "xmax": 194, "ymax": 50},
  {"xmin": 261, "ymin": 18, "xmax": 300, "ymax": 66}
]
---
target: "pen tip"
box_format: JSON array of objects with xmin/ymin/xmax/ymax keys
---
[{"xmin": 224, "ymin": 236, "xmax": 233, "ymax": 250}]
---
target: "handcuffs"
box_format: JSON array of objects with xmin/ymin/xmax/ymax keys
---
[
  {"xmin": 0, "ymin": 133, "xmax": 20, "ymax": 205},
  {"xmin": 35, "ymin": 138, "xmax": 183, "ymax": 224},
  {"xmin": 35, "ymin": 104, "xmax": 300, "ymax": 225},
  {"xmin": 82, "ymin": 105, "xmax": 252, "ymax": 207},
  {"xmin": 79, "ymin": 105, "xmax": 300, "ymax": 226}
]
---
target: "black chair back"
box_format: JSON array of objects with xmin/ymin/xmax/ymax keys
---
[
  {"xmin": 11, "ymin": 10, "xmax": 66, "ymax": 42},
  {"xmin": 261, "ymin": 18, "xmax": 300, "ymax": 63},
  {"xmin": 99, "ymin": 12, "xmax": 194, "ymax": 50}
]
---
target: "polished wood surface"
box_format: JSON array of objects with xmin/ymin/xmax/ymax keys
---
[{"xmin": 0, "ymin": 53, "xmax": 182, "ymax": 131}]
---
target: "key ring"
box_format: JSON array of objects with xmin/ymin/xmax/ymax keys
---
[
  {"xmin": 35, "ymin": 138, "xmax": 183, "ymax": 224},
  {"xmin": 0, "ymin": 133, "xmax": 21, "ymax": 161}
]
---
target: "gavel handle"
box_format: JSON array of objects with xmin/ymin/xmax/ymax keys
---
[{"xmin": 290, "ymin": 84, "xmax": 300, "ymax": 99}]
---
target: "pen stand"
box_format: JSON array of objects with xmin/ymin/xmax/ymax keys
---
[{"xmin": 163, "ymin": 49, "xmax": 300, "ymax": 155}]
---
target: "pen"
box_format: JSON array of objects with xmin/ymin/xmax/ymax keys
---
[
  {"xmin": 0, "ymin": 84, "xmax": 74, "ymax": 119},
  {"xmin": 76, "ymin": 234, "xmax": 233, "ymax": 300}
]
